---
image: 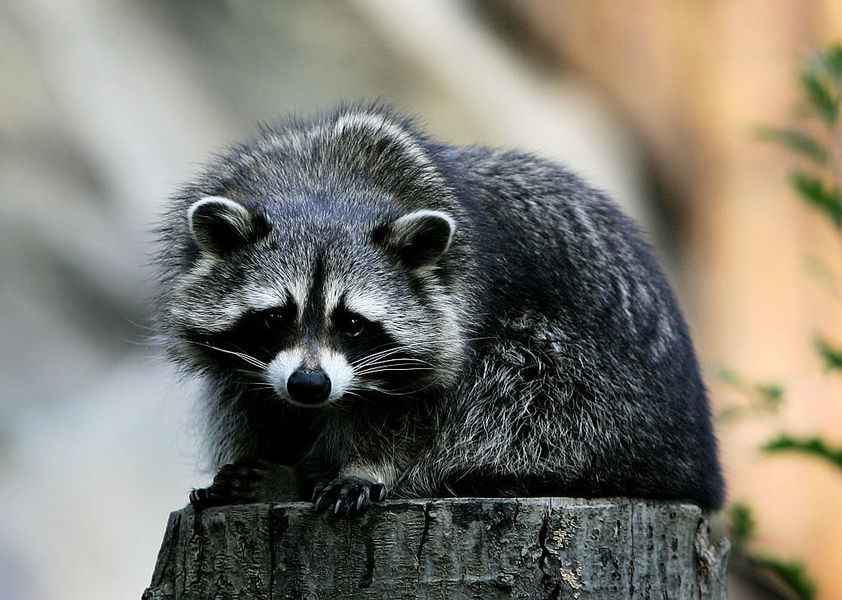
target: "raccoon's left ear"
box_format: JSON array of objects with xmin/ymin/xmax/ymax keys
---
[
  {"xmin": 187, "ymin": 196, "xmax": 269, "ymax": 258},
  {"xmin": 376, "ymin": 209, "xmax": 456, "ymax": 269}
]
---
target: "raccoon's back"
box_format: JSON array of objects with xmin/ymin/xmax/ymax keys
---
[
  {"xmin": 440, "ymin": 146, "xmax": 666, "ymax": 327},
  {"xmin": 434, "ymin": 145, "xmax": 724, "ymax": 508}
]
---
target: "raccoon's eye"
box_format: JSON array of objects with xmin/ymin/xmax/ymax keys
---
[
  {"xmin": 337, "ymin": 313, "xmax": 366, "ymax": 338},
  {"xmin": 262, "ymin": 309, "xmax": 288, "ymax": 329}
]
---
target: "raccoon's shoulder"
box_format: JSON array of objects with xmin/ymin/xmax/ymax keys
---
[
  {"xmin": 436, "ymin": 145, "xmax": 615, "ymax": 218},
  {"xmin": 436, "ymin": 144, "xmax": 683, "ymax": 340}
]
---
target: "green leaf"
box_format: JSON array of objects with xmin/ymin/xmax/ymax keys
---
[
  {"xmin": 729, "ymin": 503, "xmax": 756, "ymax": 548},
  {"xmin": 789, "ymin": 172, "xmax": 842, "ymax": 226},
  {"xmin": 717, "ymin": 367, "xmax": 741, "ymax": 386},
  {"xmin": 815, "ymin": 337, "xmax": 842, "ymax": 372},
  {"xmin": 801, "ymin": 70, "xmax": 838, "ymax": 125},
  {"xmin": 752, "ymin": 555, "xmax": 817, "ymax": 600},
  {"xmin": 817, "ymin": 45, "xmax": 842, "ymax": 85},
  {"xmin": 715, "ymin": 368, "xmax": 785, "ymax": 423},
  {"xmin": 755, "ymin": 127, "xmax": 829, "ymax": 164},
  {"xmin": 763, "ymin": 434, "xmax": 842, "ymax": 471},
  {"xmin": 753, "ymin": 383, "xmax": 784, "ymax": 409}
]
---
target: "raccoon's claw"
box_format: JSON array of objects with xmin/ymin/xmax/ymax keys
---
[
  {"xmin": 189, "ymin": 460, "xmax": 270, "ymax": 510},
  {"xmin": 312, "ymin": 477, "xmax": 387, "ymax": 515}
]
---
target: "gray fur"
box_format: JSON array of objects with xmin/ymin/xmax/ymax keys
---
[{"xmin": 155, "ymin": 102, "xmax": 724, "ymax": 510}]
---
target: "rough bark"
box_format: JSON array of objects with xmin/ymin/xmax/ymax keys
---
[{"xmin": 142, "ymin": 498, "xmax": 728, "ymax": 600}]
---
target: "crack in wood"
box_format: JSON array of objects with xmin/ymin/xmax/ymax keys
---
[
  {"xmin": 538, "ymin": 503, "xmax": 559, "ymax": 597},
  {"xmin": 628, "ymin": 505, "xmax": 636, "ymax": 598},
  {"xmin": 415, "ymin": 502, "xmax": 432, "ymax": 569},
  {"xmin": 359, "ymin": 536, "xmax": 375, "ymax": 588}
]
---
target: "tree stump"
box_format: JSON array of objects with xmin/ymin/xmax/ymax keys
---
[{"xmin": 141, "ymin": 498, "xmax": 729, "ymax": 599}]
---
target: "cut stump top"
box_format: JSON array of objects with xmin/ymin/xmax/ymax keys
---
[{"xmin": 142, "ymin": 497, "xmax": 728, "ymax": 600}]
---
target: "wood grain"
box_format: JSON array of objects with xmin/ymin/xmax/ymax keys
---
[{"xmin": 142, "ymin": 498, "xmax": 728, "ymax": 599}]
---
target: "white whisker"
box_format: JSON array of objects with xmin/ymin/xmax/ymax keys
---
[
  {"xmin": 356, "ymin": 366, "xmax": 435, "ymax": 376},
  {"xmin": 187, "ymin": 340, "xmax": 268, "ymax": 370}
]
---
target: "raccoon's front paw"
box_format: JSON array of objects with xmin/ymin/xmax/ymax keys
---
[
  {"xmin": 312, "ymin": 476, "xmax": 387, "ymax": 515},
  {"xmin": 189, "ymin": 460, "xmax": 270, "ymax": 510}
]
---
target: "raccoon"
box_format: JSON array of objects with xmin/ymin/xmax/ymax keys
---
[{"xmin": 155, "ymin": 103, "xmax": 724, "ymax": 514}]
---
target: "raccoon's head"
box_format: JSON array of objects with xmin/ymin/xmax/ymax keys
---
[{"xmin": 163, "ymin": 194, "xmax": 465, "ymax": 408}]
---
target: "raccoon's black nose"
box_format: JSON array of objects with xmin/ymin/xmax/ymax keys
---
[{"xmin": 286, "ymin": 369, "xmax": 332, "ymax": 405}]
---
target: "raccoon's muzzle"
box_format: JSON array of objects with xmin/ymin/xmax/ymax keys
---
[{"xmin": 286, "ymin": 368, "xmax": 331, "ymax": 406}]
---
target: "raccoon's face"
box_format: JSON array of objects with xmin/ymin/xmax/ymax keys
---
[{"xmin": 166, "ymin": 196, "xmax": 464, "ymax": 408}]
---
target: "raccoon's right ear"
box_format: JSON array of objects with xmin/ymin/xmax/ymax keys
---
[
  {"xmin": 375, "ymin": 209, "xmax": 456, "ymax": 269},
  {"xmin": 187, "ymin": 196, "xmax": 269, "ymax": 258}
]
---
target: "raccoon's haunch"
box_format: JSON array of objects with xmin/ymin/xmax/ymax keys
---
[{"xmin": 155, "ymin": 101, "xmax": 724, "ymax": 514}]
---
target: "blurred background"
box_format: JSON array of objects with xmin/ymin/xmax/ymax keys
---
[{"xmin": 2, "ymin": 1, "xmax": 842, "ymax": 598}]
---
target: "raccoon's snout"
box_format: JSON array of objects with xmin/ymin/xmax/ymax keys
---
[{"xmin": 286, "ymin": 369, "xmax": 331, "ymax": 406}]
